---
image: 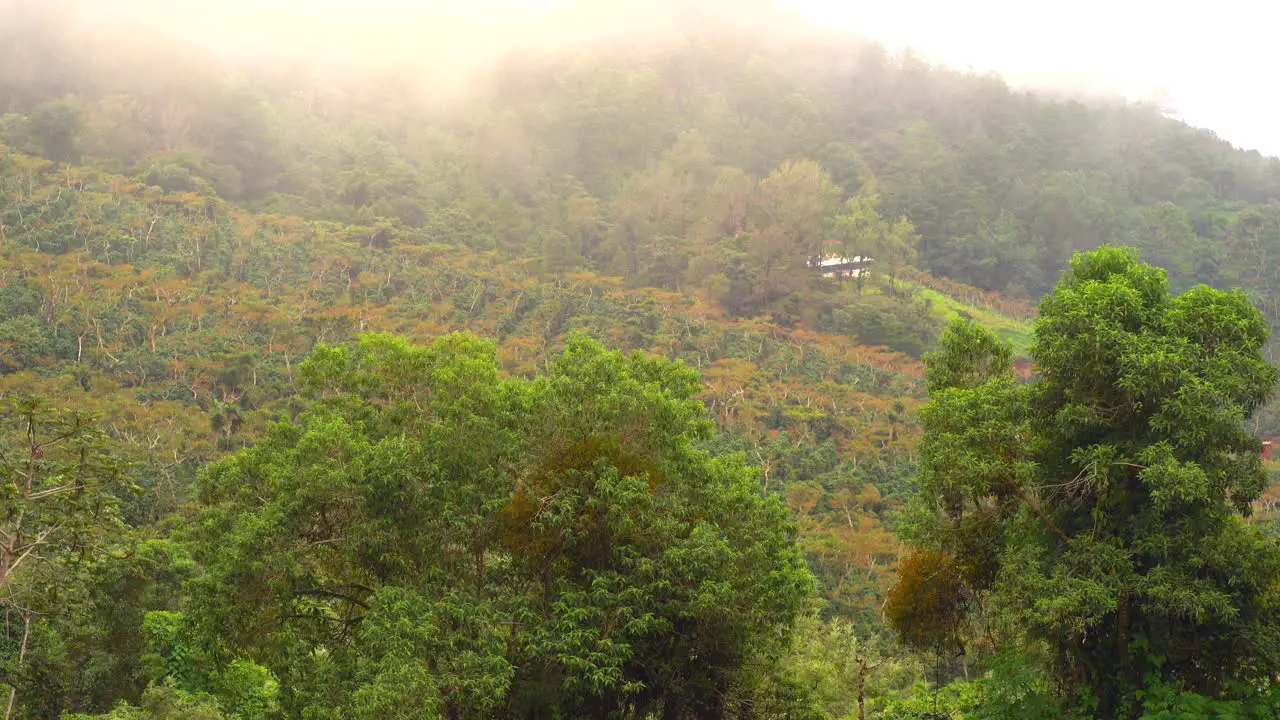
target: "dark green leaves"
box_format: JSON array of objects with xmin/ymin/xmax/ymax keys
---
[
  {"xmin": 905, "ymin": 247, "xmax": 1280, "ymax": 714},
  {"xmin": 188, "ymin": 332, "xmax": 811, "ymax": 717}
]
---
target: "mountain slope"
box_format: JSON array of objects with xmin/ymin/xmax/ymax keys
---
[
  {"xmin": 0, "ymin": 147, "xmax": 957, "ymax": 617},
  {"xmin": 4, "ymin": 0, "xmax": 1279, "ymax": 610},
  {"xmin": 4, "ymin": 6, "xmax": 1280, "ymax": 717}
]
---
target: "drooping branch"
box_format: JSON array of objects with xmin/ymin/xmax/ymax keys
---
[
  {"xmin": 294, "ymin": 588, "xmax": 370, "ymax": 610},
  {"xmin": 1012, "ymin": 483, "xmax": 1072, "ymax": 545}
]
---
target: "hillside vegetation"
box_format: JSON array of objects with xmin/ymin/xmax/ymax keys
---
[{"xmin": 1, "ymin": 2, "xmax": 1279, "ymax": 718}]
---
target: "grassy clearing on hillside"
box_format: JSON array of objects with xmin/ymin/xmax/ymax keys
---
[{"xmin": 917, "ymin": 287, "xmax": 1035, "ymax": 357}]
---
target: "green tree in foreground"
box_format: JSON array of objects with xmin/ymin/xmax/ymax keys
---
[
  {"xmin": 896, "ymin": 247, "xmax": 1280, "ymax": 716},
  {"xmin": 182, "ymin": 333, "xmax": 812, "ymax": 718},
  {"xmin": 0, "ymin": 395, "xmax": 132, "ymax": 717}
]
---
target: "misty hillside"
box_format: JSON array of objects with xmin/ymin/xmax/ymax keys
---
[
  {"xmin": 2, "ymin": 2, "xmax": 1280, "ymax": 719},
  {"xmin": 5, "ymin": 1, "xmax": 1280, "ymax": 297},
  {"xmin": 5, "ymin": 0, "xmax": 1278, "ymax": 420}
]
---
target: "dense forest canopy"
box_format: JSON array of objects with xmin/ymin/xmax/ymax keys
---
[{"xmin": 1, "ymin": 1, "xmax": 1278, "ymax": 718}]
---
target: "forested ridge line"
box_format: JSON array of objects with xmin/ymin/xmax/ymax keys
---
[{"xmin": 6, "ymin": 0, "xmax": 1280, "ymax": 309}]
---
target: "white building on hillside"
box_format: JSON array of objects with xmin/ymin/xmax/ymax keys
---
[{"xmin": 809, "ymin": 254, "xmax": 873, "ymax": 279}]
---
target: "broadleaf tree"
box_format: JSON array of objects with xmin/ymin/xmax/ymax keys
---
[
  {"xmin": 895, "ymin": 246, "xmax": 1280, "ymax": 716},
  {"xmin": 183, "ymin": 332, "xmax": 813, "ymax": 718}
]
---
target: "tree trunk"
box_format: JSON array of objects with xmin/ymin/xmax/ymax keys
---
[
  {"xmin": 1116, "ymin": 592, "xmax": 1130, "ymax": 684},
  {"xmin": 4, "ymin": 614, "xmax": 30, "ymax": 720},
  {"xmin": 856, "ymin": 656, "xmax": 870, "ymax": 720}
]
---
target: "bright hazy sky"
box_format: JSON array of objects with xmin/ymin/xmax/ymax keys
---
[
  {"xmin": 93, "ymin": 0, "xmax": 1279, "ymax": 157},
  {"xmin": 784, "ymin": 0, "xmax": 1280, "ymax": 157}
]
